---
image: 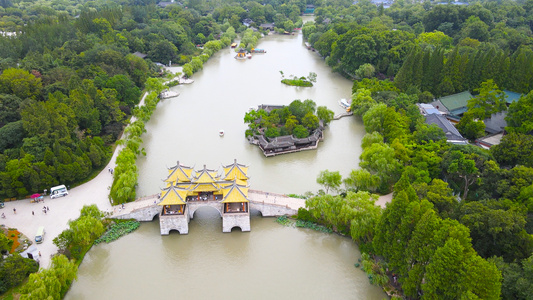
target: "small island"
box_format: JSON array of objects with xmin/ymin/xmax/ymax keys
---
[
  {"xmin": 245, "ymin": 100, "xmax": 334, "ymax": 157},
  {"xmin": 280, "ymin": 71, "xmax": 317, "ymax": 87}
]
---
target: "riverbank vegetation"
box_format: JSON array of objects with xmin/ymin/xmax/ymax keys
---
[
  {"xmin": 244, "ymin": 99, "xmax": 334, "ymax": 139},
  {"xmin": 95, "ymin": 220, "xmax": 140, "ymax": 244},
  {"xmin": 297, "ymin": 0, "xmax": 533, "ymax": 297},
  {"xmin": 0, "ymin": 0, "xmax": 301, "ymax": 201},
  {"xmin": 0, "ymin": 229, "xmax": 39, "ymax": 295},
  {"xmin": 2, "ymin": 205, "xmax": 137, "ymax": 299}
]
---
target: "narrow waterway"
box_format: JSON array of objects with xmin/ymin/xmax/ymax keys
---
[
  {"xmin": 135, "ymin": 27, "xmax": 364, "ymax": 197},
  {"xmin": 66, "ymin": 24, "xmax": 387, "ymax": 299}
]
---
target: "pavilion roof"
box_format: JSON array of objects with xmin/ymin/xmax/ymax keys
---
[
  {"xmin": 193, "ymin": 165, "xmax": 220, "ymax": 183},
  {"xmin": 158, "ymin": 186, "xmax": 187, "ymax": 205},
  {"xmin": 221, "ymin": 182, "xmax": 249, "ymax": 203},
  {"xmin": 164, "ymin": 161, "xmax": 193, "ymax": 183},
  {"xmin": 190, "ymin": 182, "xmax": 220, "ymax": 193},
  {"xmin": 222, "ymin": 159, "xmax": 249, "ymax": 181}
]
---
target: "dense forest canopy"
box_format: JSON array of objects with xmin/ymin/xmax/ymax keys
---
[
  {"xmin": 0, "ymin": 0, "xmax": 307, "ymax": 199},
  {"xmin": 295, "ymin": 0, "xmax": 533, "ymax": 298}
]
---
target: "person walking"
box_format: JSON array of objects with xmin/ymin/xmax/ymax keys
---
[
  {"xmin": 46, "ymin": 206, "xmax": 49, "ymax": 211},
  {"xmin": 13, "ymin": 208, "xmax": 16, "ymax": 214},
  {"xmin": 32, "ymin": 211, "xmax": 34, "ymax": 216}
]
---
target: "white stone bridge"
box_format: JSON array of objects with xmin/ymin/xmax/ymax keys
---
[{"xmin": 111, "ymin": 190, "xmax": 305, "ymax": 233}]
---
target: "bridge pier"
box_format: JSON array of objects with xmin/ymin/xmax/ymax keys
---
[
  {"xmin": 160, "ymin": 207, "xmax": 190, "ymax": 235},
  {"xmin": 222, "ymin": 213, "xmax": 250, "ymax": 232}
]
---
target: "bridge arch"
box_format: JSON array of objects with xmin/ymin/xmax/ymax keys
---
[
  {"xmin": 168, "ymin": 229, "xmax": 182, "ymax": 235},
  {"xmin": 188, "ymin": 202, "xmax": 223, "ymax": 219},
  {"xmin": 229, "ymin": 226, "xmax": 243, "ymax": 232}
]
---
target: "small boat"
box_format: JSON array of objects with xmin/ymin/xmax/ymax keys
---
[
  {"xmin": 251, "ymin": 48, "xmax": 266, "ymax": 53},
  {"xmin": 247, "ymin": 53, "xmax": 252, "ymax": 59},
  {"xmin": 235, "ymin": 48, "xmax": 247, "ymax": 59},
  {"xmin": 339, "ymin": 98, "xmax": 351, "ymax": 110},
  {"xmin": 231, "ymin": 42, "xmax": 238, "ymax": 48},
  {"xmin": 219, "ymin": 130, "xmax": 225, "ymax": 137}
]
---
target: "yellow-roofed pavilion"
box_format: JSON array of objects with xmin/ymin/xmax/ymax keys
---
[{"xmin": 158, "ymin": 160, "xmax": 251, "ymax": 234}]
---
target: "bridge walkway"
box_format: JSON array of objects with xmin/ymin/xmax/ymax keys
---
[{"xmin": 110, "ymin": 190, "xmax": 306, "ymax": 218}]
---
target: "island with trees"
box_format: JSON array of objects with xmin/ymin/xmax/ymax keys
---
[
  {"xmin": 244, "ymin": 100, "xmax": 334, "ymax": 156},
  {"xmin": 280, "ymin": 71, "xmax": 317, "ymax": 87}
]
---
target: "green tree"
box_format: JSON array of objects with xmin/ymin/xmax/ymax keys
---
[
  {"xmin": 316, "ymin": 106, "xmax": 334, "ymax": 125},
  {"xmin": 492, "ymin": 133, "xmax": 533, "ymax": 168},
  {"xmin": 351, "ymin": 88, "xmax": 377, "ymax": 117},
  {"xmin": 423, "ymin": 238, "xmax": 501, "ymax": 299},
  {"xmin": 456, "ymin": 112, "xmax": 486, "ymax": 141},
  {"xmin": 0, "ymin": 253, "xmax": 39, "ymax": 294},
  {"xmin": 348, "ymin": 191, "xmax": 382, "ymax": 244},
  {"xmin": 302, "ymin": 112, "xmax": 319, "ymax": 131},
  {"xmin": 443, "ymin": 150, "xmax": 479, "ymax": 200},
  {"xmin": 316, "ymin": 169, "xmax": 342, "ymax": 194},
  {"xmin": 19, "ymin": 254, "xmax": 77, "ymax": 299},
  {"xmin": 0, "ymin": 68, "xmax": 42, "ymax": 100},
  {"xmin": 467, "ymin": 79, "xmax": 507, "ymax": 120},
  {"xmin": 359, "ymin": 141, "xmax": 403, "ymax": 193},
  {"xmin": 506, "ymin": 91, "xmax": 533, "ymax": 134},
  {"xmin": 457, "ymin": 200, "xmax": 533, "ymax": 262},
  {"xmin": 343, "ymin": 169, "xmax": 380, "ymax": 193}
]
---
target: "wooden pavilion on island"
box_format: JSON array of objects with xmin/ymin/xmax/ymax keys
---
[{"xmin": 158, "ymin": 160, "xmax": 251, "ymax": 235}]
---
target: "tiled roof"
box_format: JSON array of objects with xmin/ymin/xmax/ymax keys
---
[
  {"xmin": 425, "ymin": 114, "xmax": 466, "ymax": 142},
  {"xmin": 438, "ymin": 91, "xmax": 473, "ymax": 112},
  {"xmin": 503, "ymin": 90, "xmax": 522, "ymax": 104}
]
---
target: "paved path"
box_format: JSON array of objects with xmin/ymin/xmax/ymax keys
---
[
  {"xmin": 0, "ymin": 89, "xmax": 159, "ymax": 268},
  {"xmin": 1, "ymin": 152, "xmax": 118, "ymax": 268},
  {"xmin": 111, "ymin": 195, "xmax": 159, "ymax": 218}
]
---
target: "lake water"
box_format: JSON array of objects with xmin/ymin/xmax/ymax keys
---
[{"xmin": 66, "ymin": 23, "xmax": 386, "ymax": 300}]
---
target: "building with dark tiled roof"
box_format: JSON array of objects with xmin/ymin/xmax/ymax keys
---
[
  {"xmin": 425, "ymin": 113, "xmax": 468, "ymax": 145},
  {"xmin": 132, "ymin": 51, "xmax": 147, "ymax": 59},
  {"xmin": 259, "ymin": 23, "xmax": 275, "ymax": 31}
]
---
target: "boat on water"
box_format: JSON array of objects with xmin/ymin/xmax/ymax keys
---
[
  {"xmin": 247, "ymin": 53, "xmax": 252, "ymax": 59},
  {"xmin": 230, "ymin": 42, "xmax": 238, "ymax": 48},
  {"xmin": 251, "ymin": 48, "xmax": 266, "ymax": 53},
  {"xmin": 219, "ymin": 129, "xmax": 225, "ymax": 137},
  {"xmin": 338, "ymin": 98, "xmax": 351, "ymax": 111},
  {"xmin": 160, "ymin": 90, "xmax": 180, "ymax": 99},
  {"xmin": 235, "ymin": 48, "xmax": 247, "ymax": 59}
]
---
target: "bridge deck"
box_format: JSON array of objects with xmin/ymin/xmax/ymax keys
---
[{"xmin": 111, "ymin": 190, "xmax": 306, "ymax": 218}]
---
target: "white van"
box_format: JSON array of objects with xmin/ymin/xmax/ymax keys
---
[
  {"xmin": 50, "ymin": 185, "xmax": 68, "ymax": 199},
  {"xmin": 35, "ymin": 226, "xmax": 45, "ymax": 244}
]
